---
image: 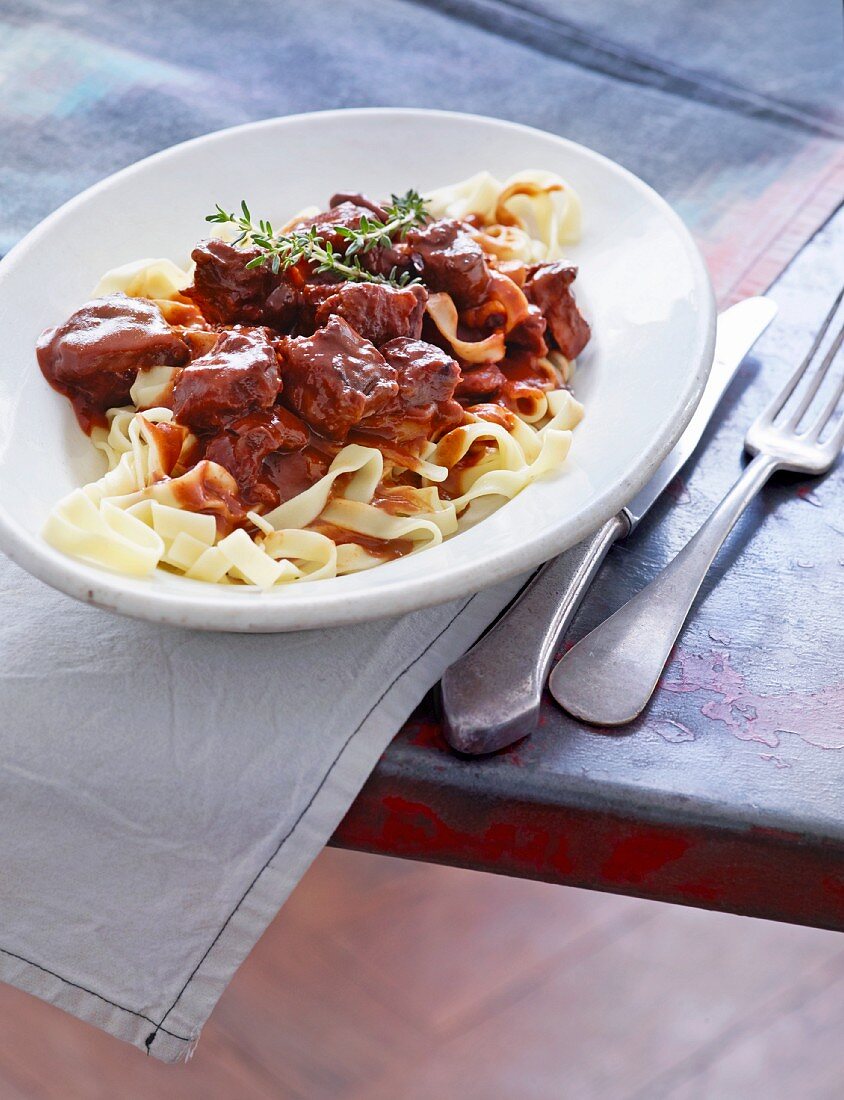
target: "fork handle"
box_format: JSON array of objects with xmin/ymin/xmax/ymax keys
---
[
  {"xmin": 442, "ymin": 513, "xmax": 630, "ymax": 754},
  {"xmin": 549, "ymin": 452, "xmax": 781, "ymax": 726}
]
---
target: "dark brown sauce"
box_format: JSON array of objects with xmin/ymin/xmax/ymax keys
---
[
  {"xmin": 169, "ymin": 460, "xmax": 247, "ymax": 535},
  {"xmin": 67, "ymin": 396, "xmax": 111, "ymax": 435},
  {"xmin": 346, "ymin": 429, "xmax": 427, "ymax": 471},
  {"xmin": 497, "ymin": 349, "xmax": 556, "ymax": 417},
  {"xmin": 309, "ymin": 521, "xmax": 414, "ymax": 561},
  {"xmin": 500, "ymin": 349, "xmax": 555, "ymax": 388},
  {"xmin": 466, "ymin": 403, "xmax": 518, "ymax": 430},
  {"xmin": 154, "ymin": 298, "xmax": 208, "ymax": 328},
  {"xmin": 259, "ymin": 421, "xmax": 340, "ymax": 504},
  {"xmin": 144, "ymin": 418, "xmax": 189, "ymax": 479},
  {"xmin": 438, "ymin": 441, "xmax": 492, "ymax": 500}
]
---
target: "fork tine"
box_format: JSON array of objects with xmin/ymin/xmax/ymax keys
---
[
  {"xmin": 802, "ymin": 320, "xmax": 844, "ymax": 436},
  {"xmin": 810, "ymin": 364, "xmax": 844, "ymax": 444},
  {"xmin": 779, "ymin": 285, "xmax": 844, "ymax": 429},
  {"xmin": 832, "ymin": 407, "xmax": 844, "ymax": 454}
]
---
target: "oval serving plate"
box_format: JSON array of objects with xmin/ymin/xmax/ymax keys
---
[{"xmin": 0, "ymin": 109, "xmax": 715, "ymax": 632}]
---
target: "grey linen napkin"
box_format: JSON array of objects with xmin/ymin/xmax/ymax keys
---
[{"xmin": 0, "ymin": 555, "xmax": 524, "ymax": 1061}]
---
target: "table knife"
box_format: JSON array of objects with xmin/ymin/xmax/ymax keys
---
[{"xmin": 441, "ymin": 297, "xmax": 777, "ymax": 755}]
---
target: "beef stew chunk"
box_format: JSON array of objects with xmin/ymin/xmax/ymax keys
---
[
  {"xmin": 524, "ymin": 262, "xmax": 591, "ymax": 359},
  {"xmin": 172, "ymin": 328, "xmax": 280, "ymax": 431},
  {"xmin": 406, "ymin": 219, "xmax": 491, "ymax": 307},
  {"xmin": 508, "ymin": 304, "xmax": 548, "ymax": 357},
  {"xmin": 294, "ymin": 201, "xmax": 374, "ymax": 253},
  {"xmin": 37, "ymin": 293, "xmax": 189, "ymax": 431},
  {"xmin": 328, "ymin": 192, "xmax": 388, "ymax": 219},
  {"xmin": 364, "ymin": 338, "xmax": 464, "ymax": 443},
  {"xmin": 204, "ymin": 406, "xmax": 310, "ymax": 507},
  {"xmin": 314, "ymin": 282, "xmax": 427, "ymax": 346},
  {"xmin": 184, "ymin": 238, "xmax": 275, "ymax": 326},
  {"xmin": 298, "ymin": 200, "xmax": 412, "ymax": 281},
  {"xmin": 279, "ymin": 315, "xmax": 399, "ymax": 442},
  {"xmin": 454, "ymin": 362, "xmax": 507, "ymax": 402}
]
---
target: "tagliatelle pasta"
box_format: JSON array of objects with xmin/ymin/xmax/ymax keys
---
[
  {"xmin": 425, "ymin": 293, "xmax": 506, "ymax": 363},
  {"xmin": 37, "ymin": 171, "xmax": 591, "ymax": 589},
  {"xmin": 425, "ymin": 169, "xmax": 582, "ymax": 261},
  {"xmin": 91, "ymin": 257, "xmax": 193, "ymax": 300}
]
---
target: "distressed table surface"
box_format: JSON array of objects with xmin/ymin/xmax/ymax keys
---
[
  {"xmin": 3, "ymin": 0, "xmax": 843, "ymax": 926},
  {"xmin": 335, "ymin": 207, "xmax": 844, "ymax": 930}
]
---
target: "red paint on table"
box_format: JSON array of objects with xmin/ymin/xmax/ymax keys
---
[
  {"xmin": 822, "ymin": 876, "xmax": 844, "ymax": 904},
  {"xmin": 405, "ymin": 720, "xmax": 449, "ymax": 751},
  {"xmin": 364, "ymin": 795, "xmax": 574, "ymax": 877},
  {"xmin": 601, "ymin": 833, "xmax": 690, "ymax": 884},
  {"xmin": 671, "ymin": 879, "xmax": 726, "ymax": 903},
  {"xmin": 334, "ymin": 787, "xmax": 844, "ymax": 931}
]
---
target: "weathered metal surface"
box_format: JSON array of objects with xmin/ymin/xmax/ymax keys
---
[
  {"xmin": 336, "ymin": 779, "xmax": 844, "ymax": 932},
  {"xmin": 334, "ymin": 203, "xmax": 844, "ymax": 929}
]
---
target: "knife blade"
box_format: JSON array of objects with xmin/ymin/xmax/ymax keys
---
[
  {"xmin": 624, "ymin": 296, "xmax": 777, "ymax": 525},
  {"xmin": 441, "ymin": 297, "xmax": 777, "ymax": 755}
]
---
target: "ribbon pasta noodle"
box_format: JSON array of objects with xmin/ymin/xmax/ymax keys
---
[
  {"xmin": 425, "ymin": 169, "xmax": 581, "ymax": 261},
  {"xmin": 39, "ymin": 171, "xmax": 590, "ymax": 590},
  {"xmin": 44, "ymin": 387, "xmax": 583, "ymax": 588}
]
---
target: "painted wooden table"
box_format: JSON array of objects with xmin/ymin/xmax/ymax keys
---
[
  {"xmin": 334, "ymin": 204, "xmax": 844, "ymax": 931},
  {"xmin": 3, "ymin": 0, "xmax": 843, "ymax": 928}
]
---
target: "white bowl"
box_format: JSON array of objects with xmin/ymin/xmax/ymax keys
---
[{"xmin": 0, "ymin": 109, "xmax": 715, "ymax": 632}]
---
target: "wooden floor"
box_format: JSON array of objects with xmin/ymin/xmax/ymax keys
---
[{"xmin": 1, "ymin": 850, "xmax": 843, "ymax": 1099}]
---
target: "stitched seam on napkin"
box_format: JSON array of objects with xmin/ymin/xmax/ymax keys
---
[
  {"xmin": 0, "ymin": 945, "xmax": 192, "ymax": 1043},
  {"xmin": 145, "ymin": 594, "xmax": 477, "ymax": 1049}
]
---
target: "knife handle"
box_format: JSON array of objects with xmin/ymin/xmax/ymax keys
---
[{"xmin": 441, "ymin": 512, "xmax": 629, "ymax": 754}]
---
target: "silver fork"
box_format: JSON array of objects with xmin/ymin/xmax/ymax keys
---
[{"xmin": 549, "ymin": 285, "xmax": 844, "ymax": 727}]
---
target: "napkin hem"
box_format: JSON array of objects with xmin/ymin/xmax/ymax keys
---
[{"xmin": 0, "ymin": 944, "xmax": 194, "ymax": 1057}]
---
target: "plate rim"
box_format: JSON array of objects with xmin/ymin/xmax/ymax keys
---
[{"xmin": 0, "ymin": 107, "xmax": 716, "ymax": 631}]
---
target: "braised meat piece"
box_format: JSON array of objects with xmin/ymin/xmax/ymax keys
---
[
  {"xmin": 187, "ymin": 238, "xmax": 339, "ymax": 332},
  {"xmin": 524, "ymin": 262, "xmax": 591, "ymax": 359},
  {"xmin": 204, "ymin": 406, "xmax": 310, "ymax": 507},
  {"xmin": 37, "ymin": 293, "xmax": 189, "ymax": 432},
  {"xmin": 314, "ymin": 282, "xmax": 427, "ymax": 346},
  {"xmin": 360, "ymin": 242, "xmax": 413, "ymax": 280},
  {"xmin": 294, "ymin": 201, "xmax": 373, "ymax": 253},
  {"xmin": 329, "ymin": 192, "xmax": 388, "ymax": 219},
  {"xmin": 454, "ymin": 363, "xmax": 507, "ymax": 402},
  {"xmin": 262, "ymin": 278, "xmax": 303, "ymax": 331},
  {"xmin": 406, "ymin": 219, "xmax": 491, "ymax": 307},
  {"xmin": 363, "ymin": 338, "xmax": 464, "ymax": 444},
  {"xmin": 185, "ymin": 238, "xmax": 275, "ymax": 325},
  {"xmin": 508, "ymin": 304, "xmax": 548, "ymax": 357},
  {"xmin": 172, "ymin": 329, "xmax": 280, "ymax": 431},
  {"xmin": 278, "ymin": 315, "xmax": 398, "ymax": 442},
  {"xmin": 297, "ymin": 200, "xmax": 413, "ymax": 281}
]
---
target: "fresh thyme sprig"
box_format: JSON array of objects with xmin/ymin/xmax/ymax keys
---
[
  {"xmin": 205, "ymin": 190, "xmax": 429, "ymax": 286},
  {"xmin": 334, "ymin": 190, "xmax": 429, "ymax": 255}
]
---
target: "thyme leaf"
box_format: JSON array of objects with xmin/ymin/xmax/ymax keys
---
[{"xmin": 206, "ymin": 189, "xmax": 429, "ymax": 286}]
